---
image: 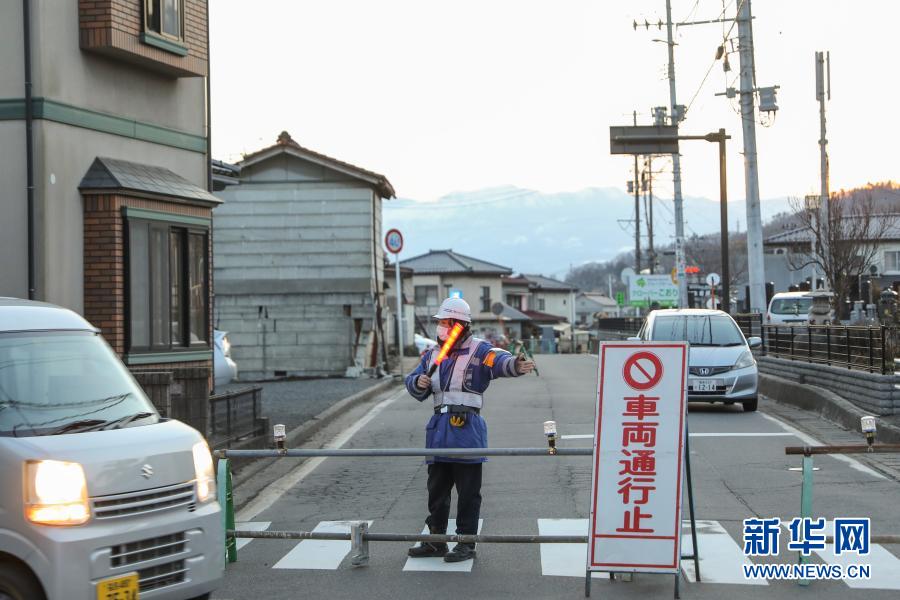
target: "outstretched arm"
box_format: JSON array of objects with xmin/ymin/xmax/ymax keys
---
[{"xmin": 484, "ymin": 347, "xmax": 535, "ymax": 378}]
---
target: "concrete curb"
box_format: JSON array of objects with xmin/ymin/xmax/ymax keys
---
[
  {"xmin": 759, "ymin": 373, "xmax": 900, "ymax": 444},
  {"xmin": 229, "ymin": 377, "xmax": 401, "ymax": 490}
]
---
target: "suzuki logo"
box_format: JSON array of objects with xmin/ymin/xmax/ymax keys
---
[
  {"xmin": 698, "ymin": 367, "xmax": 711, "ymax": 376},
  {"xmin": 141, "ymin": 464, "xmax": 154, "ymax": 479}
]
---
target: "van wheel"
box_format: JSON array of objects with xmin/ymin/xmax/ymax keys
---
[
  {"xmin": 0, "ymin": 562, "xmax": 45, "ymax": 600},
  {"xmin": 742, "ymin": 397, "xmax": 758, "ymax": 412}
]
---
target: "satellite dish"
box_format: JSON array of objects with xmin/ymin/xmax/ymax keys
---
[
  {"xmin": 491, "ymin": 302, "xmax": 504, "ymax": 316},
  {"xmin": 620, "ymin": 267, "xmax": 636, "ymax": 282}
]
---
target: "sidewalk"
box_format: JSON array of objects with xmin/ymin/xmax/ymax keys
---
[{"xmin": 761, "ymin": 395, "xmax": 900, "ymax": 481}]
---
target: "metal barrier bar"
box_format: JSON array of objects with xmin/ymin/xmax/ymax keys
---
[
  {"xmin": 785, "ymin": 444, "xmax": 900, "ymax": 455},
  {"xmin": 229, "ymin": 530, "xmax": 588, "ymax": 543},
  {"xmin": 215, "ymin": 447, "xmax": 594, "ymax": 459}
]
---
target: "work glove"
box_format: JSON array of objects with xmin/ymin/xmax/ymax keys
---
[
  {"xmin": 516, "ymin": 356, "xmax": 536, "ymax": 374},
  {"xmin": 416, "ymin": 374, "xmax": 432, "ymax": 390}
]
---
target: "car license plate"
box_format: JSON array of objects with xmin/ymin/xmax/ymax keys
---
[
  {"xmin": 96, "ymin": 573, "xmax": 139, "ymax": 600},
  {"xmin": 694, "ymin": 379, "xmax": 718, "ymax": 392}
]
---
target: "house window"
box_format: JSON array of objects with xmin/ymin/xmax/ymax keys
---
[
  {"xmin": 145, "ymin": 0, "xmax": 183, "ymax": 40},
  {"xmin": 884, "ymin": 251, "xmax": 900, "ymax": 273},
  {"xmin": 128, "ymin": 219, "xmax": 208, "ymax": 352},
  {"xmin": 506, "ymin": 295, "xmax": 522, "ymax": 310},
  {"xmin": 538, "ymin": 298, "xmax": 546, "ymax": 311},
  {"xmin": 481, "ymin": 287, "xmax": 491, "ymax": 313},
  {"xmin": 415, "ymin": 285, "xmax": 439, "ymax": 306}
]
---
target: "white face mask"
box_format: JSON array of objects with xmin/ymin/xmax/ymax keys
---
[{"xmin": 436, "ymin": 325, "xmax": 450, "ymax": 340}]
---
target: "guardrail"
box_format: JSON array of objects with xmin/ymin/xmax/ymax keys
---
[
  {"xmin": 764, "ymin": 325, "xmax": 895, "ymax": 374},
  {"xmin": 214, "ymin": 443, "xmax": 702, "ymax": 594},
  {"xmin": 208, "ymin": 386, "xmax": 265, "ymax": 449},
  {"xmin": 784, "ymin": 443, "xmax": 900, "ymax": 586}
]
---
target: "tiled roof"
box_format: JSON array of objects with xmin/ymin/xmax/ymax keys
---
[
  {"xmin": 238, "ymin": 131, "xmax": 395, "ymax": 199},
  {"xmin": 501, "ymin": 276, "xmax": 532, "ymax": 287},
  {"xmin": 79, "ymin": 157, "xmax": 221, "ymax": 204},
  {"xmin": 523, "ymin": 274, "xmax": 577, "ymax": 291},
  {"xmin": 579, "ymin": 292, "xmax": 618, "ymax": 307},
  {"xmin": 764, "ymin": 215, "xmax": 900, "ymax": 245},
  {"xmin": 496, "ymin": 302, "xmax": 531, "ymax": 321},
  {"xmin": 523, "ymin": 309, "xmax": 567, "ymax": 323},
  {"xmin": 400, "ymin": 249, "xmax": 513, "ymax": 275}
]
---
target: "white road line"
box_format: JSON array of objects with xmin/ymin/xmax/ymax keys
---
[
  {"xmin": 760, "ymin": 413, "xmax": 886, "ymax": 480},
  {"xmin": 537, "ymin": 519, "xmax": 604, "ymax": 579},
  {"xmin": 560, "ymin": 434, "xmax": 595, "ymax": 440},
  {"xmin": 234, "ymin": 521, "xmax": 271, "ymax": 551},
  {"xmin": 236, "ymin": 389, "xmax": 404, "ymax": 522},
  {"xmin": 273, "ymin": 520, "xmax": 373, "ymax": 570},
  {"xmin": 781, "ymin": 520, "xmax": 900, "ymax": 590},
  {"xmin": 681, "ymin": 520, "xmax": 766, "ymax": 585},
  {"xmin": 403, "ymin": 519, "xmax": 483, "ymax": 572}
]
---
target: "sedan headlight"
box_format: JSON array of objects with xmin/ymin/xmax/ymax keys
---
[
  {"xmin": 25, "ymin": 460, "xmax": 90, "ymax": 526},
  {"xmin": 733, "ymin": 349, "xmax": 756, "ymax": 370},
  {"xmin": 192, "ymin": 441, "xmax": 216, "ymax": 503}
]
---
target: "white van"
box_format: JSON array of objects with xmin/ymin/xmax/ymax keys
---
[
  {"xmin": 765, "ymin": 291, "xmax": 814, "ymax": 325},
  {"xmin": 0, "ymin": 299, "xmax": 223, "ymax": 600}
]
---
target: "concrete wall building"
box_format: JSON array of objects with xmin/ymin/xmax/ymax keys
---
[
  {"xmin": 575, "ymin": 292, "xmax": 619, "ymax": 324},
  {"xmin": 521, "ymin": 274, "xmax": 577, "ymax": 325},
  {"xmin": 213, "ymin": 132, "xmax": 395, "ymax": 379},
  {"xmin": 1, "ymin": 0, "xmax": 217, "ymax": 426}
]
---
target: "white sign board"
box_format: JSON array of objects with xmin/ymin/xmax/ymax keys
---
[
  {"xmin": 588, "ymin": 342, "xmax": 688, "ymax": 574},
  {"xmin": 628, "ymin": 274, "xmax": 679, "ymax": 308},
  {"xmin": 706, "ymin": 272, "xmax": 721, "ymax": 287}
]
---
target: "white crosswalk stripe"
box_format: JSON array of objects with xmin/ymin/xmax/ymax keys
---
[
  {"xmin": 234, "ymin": 521, "xmax": 271, "ymax": 551},
  {"xmin": 681, "ymin": 520, "xmax": 766, "ymax": 585},
  {"xmin": 273, "ymin": 520, "xmax": 373, "ymax": 570},
  {"xmin": 781, "ymin": 520, "xmax": 900, "ymax": 590},
  {"xmin": 403, "ymin": 519, "xmax": 484, "ymax": 572},
  {"xmin": 251, "ymin": 517, "xmax": 900, "ymax": 588}
]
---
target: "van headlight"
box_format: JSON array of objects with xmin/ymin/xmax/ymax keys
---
[
  {"xmin": 25, "ymin": 460, "xmax": 90, "ymax": 526},
  {"xmin": 733, "ymin": 349, "xmax": 756, "ymax": 370},
  {"xmin": 192, "ymin": 441, "xmax": 216, "ymax": 503}
]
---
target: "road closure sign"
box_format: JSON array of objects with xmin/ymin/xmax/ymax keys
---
[{"xmin": 588, "ymin": 342, "xmax": 688, "ymax": 574}]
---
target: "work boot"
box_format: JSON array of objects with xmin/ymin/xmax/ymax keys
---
[
  {"xmin": 443, "ymin": 543, "xmax": 476, "ymax": 562},
  {"xmin": 407, "ymin": 541, "xmax": 449, "ymax": 558}
]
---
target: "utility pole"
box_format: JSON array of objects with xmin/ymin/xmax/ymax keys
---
[
  {"xmin": 643, "ymin": 157, "xmax": 655, "ymax": 274},
  {"xmin": 737, "ymin": 0, "xmax": 766, "ymax": 312},
  {"xmin": 815, "ymin": 50, "xmax": 831, "ymax": 290},
  {"xmin": 664, "ymin": 0, "xmax": 687, "ymax": 308},
  {"xmin": 633, "ymin": 111, "xmax": 642, "ymax": 274}
]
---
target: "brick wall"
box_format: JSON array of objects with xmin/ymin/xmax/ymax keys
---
[{"xmin": 79, "ymin": 0, "xmax": 208, "ymax": 78}]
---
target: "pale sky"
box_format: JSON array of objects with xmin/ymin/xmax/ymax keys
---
[{"xmin": 210, "ymin": 1, "xmax": 899, "ymax": 204}]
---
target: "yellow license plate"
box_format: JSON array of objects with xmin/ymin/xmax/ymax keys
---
[{"xmin": 96, "ymin": 572, "xmax": 139, "ymax": 600}]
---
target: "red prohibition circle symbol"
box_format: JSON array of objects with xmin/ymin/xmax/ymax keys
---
[{"xmin": 622, "ymin": 351, "xmax": 664, "ymax": 391}]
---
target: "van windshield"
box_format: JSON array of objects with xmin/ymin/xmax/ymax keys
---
[
  {"xmin": 651, "ymin": 315, "xmax": 745, "ymax": 346},
  {"xmin": 0, "ymin": 331, "xmax": 159, "ymax": 437},
  {"xmin": 770, "ymin": 297, "xmax": 812, "ymax": 315}
]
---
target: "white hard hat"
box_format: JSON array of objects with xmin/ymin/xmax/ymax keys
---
[{"xmin": 433, "ymin": 297, "xmax": 472, "ymax": 323}]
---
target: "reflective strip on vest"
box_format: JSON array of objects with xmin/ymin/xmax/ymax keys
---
[{"xmin": 429, "ymin": 336, "xmax": 484, "ymax": 409}]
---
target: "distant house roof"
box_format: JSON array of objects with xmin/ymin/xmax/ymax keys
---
[
  {"xmin": 523, "ymin": 309, "xmax": 567, "ymax": 324},
  {"xmin": 400, "ymin": 249, "xmax": 513, "ymax": 275},
  {"xmin": 764, "ymin": 214, "xmax": 900, "ymax": 245},
  {"xmin": 238, "ymin": 131, "xmax": 395, "ymax": 199},
  {"xmin": 211, "ymin": 159, "xmax": 241, "ymax": 191},
  {"xmin": 522, "ymin": 274, "xmax": 577, "ymax": 292},
  {"xmin": 578, "ymin": 292, "xmax": 618, "ymax": 308},
  {"xmin": 495, "ymin": 302, "xmax": 531, "ymax": 322},
  {"xmin": 79, "ymin": 157, "xmax": 220, "ymax": 206},
  {"xmin": 501, "ymin": 276, "xmax": 532, "ymax": 288}
]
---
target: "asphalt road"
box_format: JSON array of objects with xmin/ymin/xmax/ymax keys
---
[{"xmin": 213, "ymin": 354, "xmax": 900, "ymax": 600}]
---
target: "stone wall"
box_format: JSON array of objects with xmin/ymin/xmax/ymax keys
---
[{"xmin": 757, "ymin": 355, "xmax": 900, "ymax": 415}]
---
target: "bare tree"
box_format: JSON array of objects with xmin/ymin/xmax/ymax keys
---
[
  {"xmin": 684, "ymin": 233, "xmax": 748, "ymax": 288},
  {"xmin": 786, "ymin": 192, "xmax": 895, "ymax": 319}
]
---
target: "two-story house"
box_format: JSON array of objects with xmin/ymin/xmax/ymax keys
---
[
  {"xmin": 213, "ymin": 132, "xmax": 395, "ymax": 379},
  {"xmin": 1, "ymin": 0, "xmax": 216, "ymax": 430}
]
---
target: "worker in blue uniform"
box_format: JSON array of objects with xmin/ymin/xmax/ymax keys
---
[{"xmin": 405, "ymin": 297, "xmax": 535, "ymax": 562}]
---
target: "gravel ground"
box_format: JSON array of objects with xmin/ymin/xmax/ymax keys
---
[{"xmin": 217, "ymin": 377, "xmax": 386, "ymax": 432}]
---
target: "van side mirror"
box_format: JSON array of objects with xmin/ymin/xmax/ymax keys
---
[{"xmin": 747, "ymin": 336, "xmax": 762, "ymax": 348}]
